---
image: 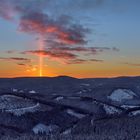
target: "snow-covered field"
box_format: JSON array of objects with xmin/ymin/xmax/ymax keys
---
[
  {"xmin": 103, "ymin": 104, "xmax": 122, "ymax": 115},
  {"xmin": 108, "ymin": 89, "xmax": 137, "ymax": 102},
  {"xmin": 32, "ymin": 124, "xmax": 59, "ymax": 135},
  {"xmin": 5, "ymin": 103, "xmax": 41, "ymax": 116},
  {"xmin": 0, "ymin": 95, "xmax": 35, "ymax": 110},
  {"xmin": 66, "ymin": 109, "xmax": 86, "ymax": 119}
]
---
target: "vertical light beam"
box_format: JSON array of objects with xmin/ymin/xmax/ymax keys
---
[
  {"xmin": 39, "ymin": 53, "xmax": 43, "ymax": 77},
  {"xmin": 38, "ymin": 38, "xmax": 44, "ymax": 77}
]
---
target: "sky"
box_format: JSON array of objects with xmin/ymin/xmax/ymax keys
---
[{"xmin": 0, "ymin": 0, "xmax": 140, "ymax": 78}]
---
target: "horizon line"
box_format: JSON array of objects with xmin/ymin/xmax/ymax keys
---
[{"xmin": 0, "ymin": 75, "xmax": 140, "ymax": 79}]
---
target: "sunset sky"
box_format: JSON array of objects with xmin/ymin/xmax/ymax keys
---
[{"xmin": 0, "ymin": 0, "xmax": 140, "ymax": 78}]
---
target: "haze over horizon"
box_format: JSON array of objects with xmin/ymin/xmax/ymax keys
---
[{"xmin": 0, "ymin": 0, "xmax": 140, "ymax": 78}]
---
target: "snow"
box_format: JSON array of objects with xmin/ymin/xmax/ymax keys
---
[
  {"xmin": 62, "ymin": 128, "xmax": 71, "ymax": 135},
  {"xmin": 12, "ymin": 88, "xmax": 18, "ymax": 92},
  {"xmin": 103, "ymin": 104, "xmax": 122, "ymax": 115},
  {"xmin": 82, "ymin": 89, "xmax": 87, "ymax": 92},
  {"xmin": 5, "ymin": 103, "xmax": 41, "ymax": 116},
  {"xmin": 67, "ymin": 96, "xmax": 80, "ymax": 100},
  {"xmin": 80, "ymin": 83, "xmax": 90, "ymax": 86},
  {"xmin": 55, "ymin": 96, "xmax": 64, "ymax": 101},
  {"xmin": 0, "ymin": 94, "xmax": 37, "ymax": 112},
  {"xmin": 131, "ymin": 110, "xmax": 140, "ymax": 116},
  {"xmin": 19, "ymin": 90, "xmax": 24, "ymax": 93},
  {"xmin": 0, "ymin": 95, "xmax": 23, "ymax": 100},
  {"xmin": 121, "ymin": 105, "xmax": 140, "ymax": 109},
  {"xmin": 66, "ymin": 109, "xmax": 85, "ymax": 119},
  {"xmin": 12, "ymin": 89, "xmax": 37, "ymax": 94},
  {"xmin": 32, "ymin": 124, "xmax": 59, "ymax": 135},
  {"xmin": 108, "ymin": 89, "xmax": 137, "ymax": 102},
  {"xmin": 29, "ymin": 90, "xmax": 36, "ymax": 94},
  {"xmin": 77, "ymin": 91, "xmax": 82, "ymax": 94}
]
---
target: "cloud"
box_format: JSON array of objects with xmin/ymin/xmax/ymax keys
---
[
  {"xmin": 0, "ymin": 0, "xmax": 13, "ymax": 20},
  {"xmin": 22, "ymin": 50, "xmax": 77, "ymax": 60},
  {"xmin": 0, "ymin": 0, "xmax": 89, "ymax": 45},
  {"xmin": 44, "ymin": 45, "xmax": 119, "ymax": 55},
  {"xmin": 21, "ymin": 44, "xmax": 118, "ymax": 64},
  {"xmin": 22, "ymin": 49, "xmax": 104, "ymax": 64},
  {"xmin": 44, "ymin": 40, "xmax": 119, "ymax": 53},
  {"xmin": 17, "ymin": 63, "xmax": 26, "ymax": 66},
  {"xmin": 0, "ymin": 0, "xmax": 48, "ymax": 20},
  {"xmin": 0, "ymin": 57, "xmax": 30, "ymax": 61},
  {"xmin": 5, "ymin": 50, "xmax": 17, "ymax": 54},
  {"xmin": 19, "ymin": 13, "xmax": 89, "ymax": 45},
  {"xmin": 10, "ymin": 57, "xmax": 31, "ymax": 62},
  {"xmin": 89, "ymin": 59, "xmax": 104, "ymax": 62},
  {"xmin": 122, "ymin": 62, "xmax": 140, "ymax": 67},
  {"xmin": 0, "ymin": 57, "xmax": 31, "ymax": 65},
  {"xmin": 112, "ymin": 47, "xmax": 120, "ymax": 52},
  {"xmin": 66, "ymin": 58, "xmax": 104, "ymax": 64}
]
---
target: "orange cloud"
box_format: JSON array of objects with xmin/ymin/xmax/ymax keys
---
[{"xmin": 22, "ymin": 50, "xmax": 104, "ymax": 64}]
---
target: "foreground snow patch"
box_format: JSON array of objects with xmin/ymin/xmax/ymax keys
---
[
  {"xmin": 0, "ymin": 94, "xmax": 36, "ymax": 110},
  {"xmin": 131, "ymin": 110, "xmax": 140, "ymax": 116},
  {"xmin": 80, "ymin": 83, "xmax": 90, "ymax": 86},
  {"xmin": 103, "ymin": 104, "xmax": 122, "ymax": 115},
  {"xmin": 67, "ymin": 109, "xmax": 85, "ymax": 119},
  {"xmin": 0, "ymin": 95, "xmax": 23, "ymax": 100},
  {"xmin": 12, "ymin": 88, "xmax": 18, "ymax": 92},
  {"xmin": 62, "ymin": 128, "xmax": 71, "ymax": 135},
  {"xmin": 32, "ymin": 124, "xmax": 59, "ymax": 135},
  {"xmin": 121, "ymin": 105, "xmax": 140, "ymax": 109},
  {"xmin": 108, "ymin": 89, "xmax": 137, "ymax": 102},
  {"xmin": 55, "ymin": 96, "xmax": 64, "ymax": 101},
  {"xmin": 29, "ymin": 90, "xmax": 36, "ymax": 94},
  {"xmin": 5, "ymin": 103, "xmax": 41, "ymax": 116},
  {"xmin": 19, "ymin": 90, "xmax": 24, "ymax": 93}
]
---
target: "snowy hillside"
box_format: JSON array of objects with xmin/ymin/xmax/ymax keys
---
[
  {"xmin": 0, "ymin": 76, "xmax": 140, "ymax": 139},
  {"xmin": 108, "ymin": 89, "xmax": 137, "ymax": 102}
]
